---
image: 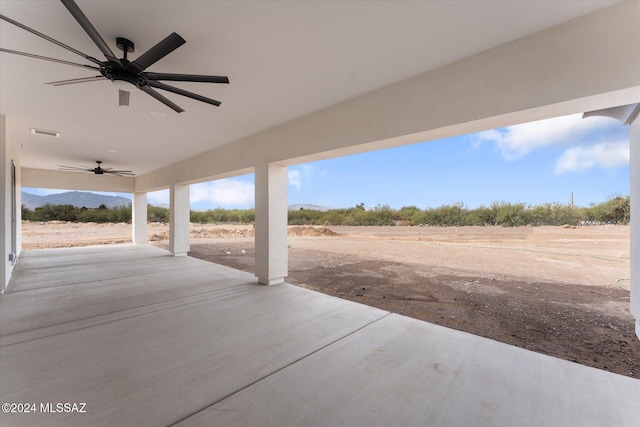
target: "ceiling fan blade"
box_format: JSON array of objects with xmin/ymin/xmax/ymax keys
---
[
  {"xmin": 145, "ymin": 72, "xmax": 229, "ymax": 84},
  {"xmin": 0, "ymin": 14, "xmax": 103, "ymax": 66},
  {"xmin": 119, "ymin": 89, "xmax": 130, "ymax": 106},
  {"xmin": 140, "ymin": 86, "xmax": 184, "ymax": 113},
  {"xmin": 46, "ymin": 76, "xmax": 106, "ymax": 86},
  {"xmin": 58, "ymin": 166, "xmax": 92, "ymax": 172},
  {"xmin": 105, "ymin": 171, "xmax": 135, "ymax": 176},
  {"xmin": 148, "ymin": 81, "xmax": 221, "ymax": 106},
  {"xmin": 131, "ymin": 32, "xmax": 185, "ymax": 72},
  {"xmin": 0, "ymin": 48, "xmax": 101, "ymax": 70},
  {"xmin": 60, "ymin": 0, "xmax": 122, "ymax": 67}
]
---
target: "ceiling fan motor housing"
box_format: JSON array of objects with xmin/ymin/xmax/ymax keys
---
[{"xmin": 102, "ymin": 60, "xmax": 148, "ymax": 90}]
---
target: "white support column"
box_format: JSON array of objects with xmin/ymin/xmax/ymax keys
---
[
  {"xmin": 169, "ymin": 184, "xmax": 190, "ymax": 256},
  {"xmin": 254, "ymin": 162, "xmax": 288, "ymax": 285},
  {"xmin": 132, "ymin": 192, "xmax": 148, "ymax": 244},
  {"xmin": 584, "ymin": 104, "xmax": 640, "ymax": 339},
  {"xmin": 630, "ymin": 116, "xmax": 640, "ymax": 339}
]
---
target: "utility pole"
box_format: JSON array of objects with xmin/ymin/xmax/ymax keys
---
[{"xmin": 570, "ymin": 192, "xmax": 574, "ymax": 207}]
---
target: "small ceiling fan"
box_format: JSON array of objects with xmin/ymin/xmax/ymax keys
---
[
  {"xmin": 59, "ymin": 161, "xmax": 134, "ymax": 176},
  {"xmin": 0, "ymin": 0, "xmax": 229, "ymax": 113}
]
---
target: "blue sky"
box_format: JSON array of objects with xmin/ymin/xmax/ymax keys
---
[{"xmin": 25, "ymin": 113, "xmax": 630, "ymax": 210}]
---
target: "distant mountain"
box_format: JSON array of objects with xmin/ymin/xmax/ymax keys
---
[
  {"xmin": 288, "ymin": 204, "xmax": 332, "ymax": 212},
  {"xmin": 21, "ymin": 191, "xmax": 332, "ymax": 211},
  {"xmin": 21, "ymin": 191, "xmax": 131, "ymax": 210}
]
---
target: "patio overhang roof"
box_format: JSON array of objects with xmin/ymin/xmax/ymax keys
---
[{"xmin": 1, "ymin": 1, "xmax": 636, "ymax": 187}]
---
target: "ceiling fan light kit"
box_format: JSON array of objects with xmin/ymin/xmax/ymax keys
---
[
  {"xmin": 111, "ymin": 78, "xmax": 138, "ymax": 93},
  {"xmin": 0, "ymin": 0, "xmax": 229, "ymax": 113}
]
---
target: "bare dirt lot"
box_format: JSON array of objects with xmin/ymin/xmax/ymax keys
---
[{"xmin": 21, "ymin": 221, "xmax": 639, "ymax": 378}]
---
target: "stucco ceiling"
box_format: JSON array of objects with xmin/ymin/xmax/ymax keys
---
[{"xmin": 0, "ymin": 1, "xmax": 618, "ymax": 176}]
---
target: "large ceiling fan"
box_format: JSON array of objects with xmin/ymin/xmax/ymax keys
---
[
  {"xmin": 0, "ymin": 0, "xmax": 229, "ymax": 113},
  {"xmin": 59, "ymin": 161, "xmax": 134, "ymax": 177}
]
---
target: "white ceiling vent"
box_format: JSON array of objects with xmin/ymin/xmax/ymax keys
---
[{"xmin": 30, "ymin": 128, "xmax": 60, "ymax": 137}]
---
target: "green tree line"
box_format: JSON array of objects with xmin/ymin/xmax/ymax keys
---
[
  {"xmin": 22, "ymin": 195, "xmax": 630, "ymax": 227},
  {"xmin": 22, "ymin": 203, "xmax": 133, "ymax": 223},
  {"xmin": 288, "ymin": 196, "xmax": 630, "ymax": 226}
]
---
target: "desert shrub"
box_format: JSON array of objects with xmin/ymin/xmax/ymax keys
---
[
  {"xmin": 587, "ymin": 195, "xmax": 630, "ymax": 224},
  {"xmin": 528, "ymin": 203, "xmax": 582, "ymax": 226},
  {"xmin": 33, "ymin": 204, "xmax": 79, "ymax": 222},
  {"xmin": 396, "ymin": 205, "xmax": 422, "ymax": 223},
  {"xmin": 414, "ymin": 203, "xmax": 468, "ymax": 226},
  {"xmin": 113, "ymin": 206, "xmax": 132, "ymax": 223},
  {"xmin": 147, "ymin": 205, "xmax": 169, "ymax": 223},
  {"xmin": 466, "ymin": 205, "xmax": 497, "ymax": 226},
  {"xmin": 191, "ymin": 208, "xmax": 255, "ymax": 224},
  {"xmin": 320, "ymin": 209, "xmax": 346, "ymax": 226},
  {"xmin": 340, "ymin": 206, "xmax": 364, "ymax": 225},
  {"xmin": 229, "ymin": 208, "xmax": 255, "ymax": 223},
  {"xmin": 361, "ymin": 204, "xmax": 395, "ymax": 225},
  {"xmin": 288, "ymin": 208, "xmax": 325, "ymax": 225},
  {"xmin": 492, "ymin": 202, "xmax": 530, "ymax": 227}
]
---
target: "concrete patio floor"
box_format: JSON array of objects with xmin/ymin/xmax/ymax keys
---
[{"xmin": 1, "ymin": 245, "xmax": 638, "ymax": 426}]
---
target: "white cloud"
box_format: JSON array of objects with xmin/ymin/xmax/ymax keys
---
[
  {"xmin": 148, "ymin": 189, "xmax": 170, "ymax": 205},
  {"xmin": 288, "ymin": 163, "xmax": 322, "ymax": 192},
  {"xmin": 288, "ymin": 169, "xmax": 302, "ymax": 191},
  {"xmin": 191, "ymin": 179, "xmax": 254, "ymax": 207},
  {"xmin": 474, "ymin": 114, "xmax": 621, "ymax": 161},
  {"xmin": 554, "ymin": 140, "xmax": 629, "ymax": 175},
  {"xmin": 147, "ymin": 179, "xmax": 255, "ymax": 208},
  {"xmin": 136, "ymin": 166, "xmax": 319, "ymax": 207}
]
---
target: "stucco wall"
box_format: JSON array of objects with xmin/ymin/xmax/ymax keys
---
[{"xmin": 1, "ymin": 114, "xmax": 21, "ymax": 290}]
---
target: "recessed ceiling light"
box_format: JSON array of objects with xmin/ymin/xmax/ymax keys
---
[
  {"xmin": 106, "ymin": 149, "xmax": 118, "ymax": 153},
  {"xmin": 150, "ymin": 111, "xmax": 165, "ymax": 117},
  {"xmin": 30, "ymin": 128, "xmax": 60, "ymax": 137}
]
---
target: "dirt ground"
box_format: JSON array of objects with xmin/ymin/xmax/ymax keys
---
[{"xmin": 21, "ymin": 221, "xmax": 639, "ymax": 378}]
